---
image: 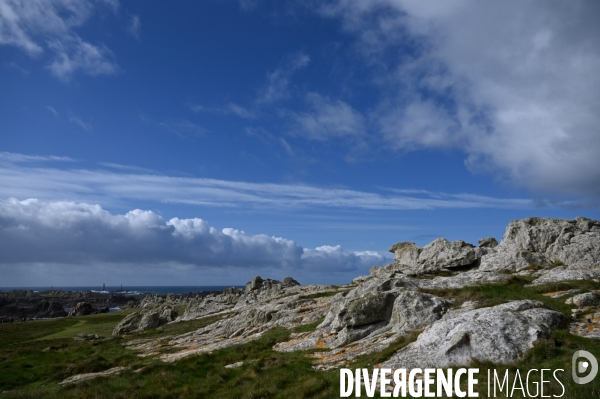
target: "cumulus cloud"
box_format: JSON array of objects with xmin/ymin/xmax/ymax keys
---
[
  {"xmin": 0, "ymin": 199, "xmax": 386, "ymax": 276},
  {"xmin": 0, "ymin": 0, "xmax": 119, "ymax": 80},
  {"xmin": 311, "ymin": 0, "xmax": 600, "ymax": 197}
]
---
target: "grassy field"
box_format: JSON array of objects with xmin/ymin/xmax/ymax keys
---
[{"xmin": 0, "ymin": 278, "xmax": 599, "ymax": 398}]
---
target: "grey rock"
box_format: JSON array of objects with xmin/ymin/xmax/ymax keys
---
[
  {"xmin": 389, "ymin": 291, "xmax": 451, "ymax": 332},
  {"xmin": 341, "ymin": 291, "xmax": 399, "ymax": 328},
  {"xmin": 282, "ymin": 276, "xmax": 300, "ymax": 287},
  {"xmin": 545, "ymin": 289, "xmax": 581, "ymax": 299},
  {"xmin": 125, "ymin": 283, "xmax": 345, "ymax": 361},
  {"xmin": 389, "ymin": 238, "xmax": 485, "ymax": 276},
  {"xmin": 480, "ymin": 250, "xmax": 553, "ymax": 272},
  {"xmin": 113, "ymin": 304, "xmax": 178, "ymax": 335},
  {"xmin": 478, "ymin": 237, "xmax": 498, "ymax": 248},
  {"xmin": 571, "ymin": 292, "xmax": 600, "ymax": 307},
  {"xmin": 570, "ymin": 311, "xmax": 600, "ymax": 339},
  {"xmin": 68, "ymin": 302, "xmax": 95, "ymax": 317},
  {"xmin": 244, "ymin": 275, "xmax": 299, "ymax": 293},
  {"xmin": 35, "ymin": 300, "xmax": 67, "ymax": 318},
  {"xmin": 480, "ymin": 217, "xmax": 600, "ymax": 272},
  {"xmin": 414, "ymin": 271, "xmax": 511, "ymax": 290},
  {"xmin": 73, "ymin": 332, "xmax": 100, "ymax": 341},
  {"xmin": 182, "ymin": 288, "xmax": 242, "ymax": 321},
  {"xmin": 381, "ymin": 300, "xmax": 569, "ymax": 370},
  {"xmin": 530, "ymin": 266, "xmax": 600, "ymax": 285},
  {"xmin": 274, "ymin": 282, "xmax": 451, "ymax": 367},
  {"xmin": 246, "ymin": 276, "xmax": 264, "ymax": 292}
]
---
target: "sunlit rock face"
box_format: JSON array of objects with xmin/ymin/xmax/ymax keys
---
[
  {"xmin": 388, "ymin": 238, "xmax": 487, "ymax": 276},
  {"xmin": 480, "ymin": 217, "xmax": 600, "ymax": 273}
]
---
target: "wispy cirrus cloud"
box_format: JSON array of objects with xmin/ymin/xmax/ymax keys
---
[
  {"xmin": 139, "ymin": 113, "xmax": 206, "ymax": 139},
  {"xmin": 0, "ymin": 152, "xmax": 74, "ymax": 164},
  {"xmin": 128, "ymin": 14, "xmax": 141, "ymax": 39},
  {"xmin": 287, "ymin": 92, "xmax": 365, "ymax": 141},
  {"xmin": 0, "ymin": 152, "xmax": 534, "ymax": 211},
  {"xmin": 256, "ymin": 52, "xmax": 310, "ymax": 104},
  {"xmin": 45, "ymin": 105, "xmax": 59, "ymax": 117},
  {"xmin": 68, "ymin": 114, "xmax": 93, "ymax": 133},
  {"xmin": 191, "ymin": 102, "xmax": 255, "ymax": 119}
]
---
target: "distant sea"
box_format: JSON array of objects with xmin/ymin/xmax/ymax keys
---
[{"xmin": 0, "ymin": 286, "xmax": 244, "ymax": 295}]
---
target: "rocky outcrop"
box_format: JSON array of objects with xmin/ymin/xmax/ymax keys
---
[
  {"xmin": 68, "ymin": 302, "xmax": 108, "ymax": 317},
  {"xmin": 245, "ymin": 276, "xmax": 300, "ymax": 293},
  {"xmin": 567, "ymin": 291, "xmax": 600, "ymax": 307},
  {"xmin": 116, "ymin": 217, "xmax": 600, "ymax": 375},
  {"xmin": 380, "ymin": 300, "xmax": 569, "ymax": 370},
  {"xmin": 480, "ymin": 217, "xmax": 600, "ymax": 273},
  {"xmin": 0, "ymin": 290, "xmax": 143, "ymax": 320},
  {"xmin": 112, "ymin": 305, "xmax": 178, "ymax": 335},
  {"xmin": 59, "ymin": 367, "xmax": 129, "ymax": 385},
  {"xmin": 182, "ymin": 287, "xmax": 243, "ymax": 321},
  {"xmin": 34, "ymin": 300, "xmax": 67, "ymax": 318},
  {"xmin": 478, "ymin": 237, "xmax": 498, "ymax": 248},
  {"xmin": 530, "ymin": 266, "xmax": 600, "ymax": 285},
  {"xmin": 273, "ymin": 276, "xmax": 452, "ymax": 369},
  {"xmin": 181, "ymin": 276, "xmax": 301, "ymax": 321},
  {"xmin": 124, "ymin": 281, "xmax": 345, "ymax": 361},
  {"xmin": 388, "ymin": 238, "xmax": 486, "ymax": 276}
]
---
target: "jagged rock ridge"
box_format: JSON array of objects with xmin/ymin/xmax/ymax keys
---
[{"xmin": 119, "ymin": 216, "xmax": 600, "ymax": 374}]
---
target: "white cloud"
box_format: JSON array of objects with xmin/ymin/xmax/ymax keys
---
[
  {"xmin": 225, "ymin": 102, "xmax": 255, "ymax": 119},
  {"xmin": 159, "ymin": 119, "xmax": 206, "ymax": 138},
  {"xmin": 288, "ymin": 93, "xmax": 365, "ymax": 140},
  {"xmin": 0, "ymin": 152, "xmax": 534, "ymax": 210},
  {"xmin": 191, "ymin": 102, "xmax": 255, "ymax": 119},
  {"xmin": 0, "ymin": 151, "xmax": 74, "ymax": 163},
  {"xmin": 47, "ymin": 36, "xmax": 117, "ymax": 80},
  {"xmin": 45, "ymin": 105, "xmax": 59, "ymax": 117},
  {"xmin": 312, "ymin": 0, "xmax": 600, "ymax": 197},
  {"xmin": 68, "ymin": 114, "xmax": 93, "ymax": 133},
  {"xmin": 257, "ymin": 52, "xmax": 310, "ymax": 104},
  {"xmin": 0, "ymin": 198, "xmax": 385, "ymax": 276},
  {"xmin": 128, "ymin": 14, "xmax": 140, "ymax": 39},
  {"xmin": 0, "ymin": 0, "xmax": 119, "ymax": 80},
  {"xmin": 301, "ymin": 245, "xmax": 384, "ymax": 272}
]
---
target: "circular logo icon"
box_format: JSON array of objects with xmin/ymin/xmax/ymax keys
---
[{"xmin": 572, "ymin": 350, "xmax": 598, "ymax": 385}]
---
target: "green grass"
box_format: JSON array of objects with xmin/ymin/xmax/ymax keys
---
[
  {"xmin": 291, "ymin": 317, "xmax": 325, "ymax": 334},
  {"xmin": 2, "ymin": 278, "xmax": 600, "ymax": 398},
  {"xmin": 419, "ymin": 276, "xmax": 600, "ymax": 315},
  {"xmin": 0, "ymin": 323, "xmax": 341, "ymax": 399},
  {"xmin": 36, "ymin": 311, "xmax": 138, "ymax": 340},
  {"xmin": 349, "ymin": 330, "xmax": 421, "ymax": 370}
]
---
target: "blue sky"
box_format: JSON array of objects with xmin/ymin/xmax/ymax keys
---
[{"xmin": 1, "ymin": 0, "xmax": 599, "ymax": 287}]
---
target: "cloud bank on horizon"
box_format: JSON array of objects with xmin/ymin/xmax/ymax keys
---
[
  {"xmin": 1, "ymin": 0, "xmax": 599, "ymax": 285},
  {"xmin": 0, "ymin": 197, "xmax": 384, "ymax": 274}
]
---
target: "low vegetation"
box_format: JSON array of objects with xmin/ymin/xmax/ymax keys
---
[
  {"xmin": 420, "ymin": 276, "xmax": 600, "ymax": 314},
  {"xmin": 1, "ymin": 277, "xmax": 599, "ymax": 398}
]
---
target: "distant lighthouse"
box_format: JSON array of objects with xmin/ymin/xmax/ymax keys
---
[{"xmin": 102, "ymin": 283, "xmax": 105, "ymax": 291}]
